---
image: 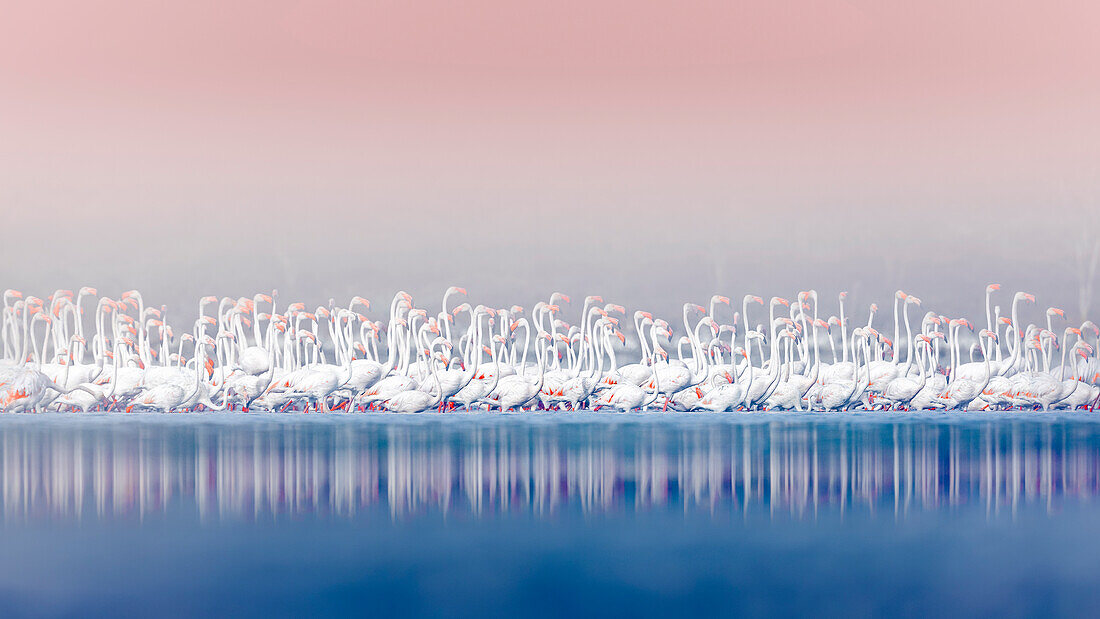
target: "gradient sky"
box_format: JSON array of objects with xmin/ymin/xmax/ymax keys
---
[{"xmin": 2, "ymin": 1, "xmax": 1099, "ymax": 322}]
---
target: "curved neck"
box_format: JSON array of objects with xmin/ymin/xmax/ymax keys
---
[
  {"xmin": 839, "ymin": 296, "xmax": 849, "ymax": 363},
  {"xmin": 892, "ymin": 296, "xmax": 901, "ymax": 363}
]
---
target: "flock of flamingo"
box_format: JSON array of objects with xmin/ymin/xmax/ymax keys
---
[{"xmin": 1, "ymin": 285, "xmax": 1099, "ymax": 413}]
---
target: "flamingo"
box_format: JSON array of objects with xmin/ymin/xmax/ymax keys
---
[
  {"xmin": 483, "ymin": 335, "xmax": 551, "ymax": 411},
  {"xmin": 3, "ymin": 283, "xmax": 1098, "ymax": 414}
]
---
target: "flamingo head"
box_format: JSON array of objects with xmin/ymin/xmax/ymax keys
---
[
  {"xmin": 987, "ymin": 284, "xmax": 1001, "ymax": 293},
  {"xmin": 449, "ymin": 286, "xmax": 467, "ymax": 296},
  {"xmin": 895, "ymin": 290, "xmax": 907, "ymax": 300},
  {"xmin": 1048, "ymin": 307, "xmax": 1065, "ymax": 318}
]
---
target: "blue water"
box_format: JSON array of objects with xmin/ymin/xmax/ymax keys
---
[{"xmin": 2, "ymin": 412, "xmax": 1100, "ymax": 617}]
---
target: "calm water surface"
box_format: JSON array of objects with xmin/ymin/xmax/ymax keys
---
[{"xmin": 3, "ymin": 412, "xmax": 1100, "ymax": 617}]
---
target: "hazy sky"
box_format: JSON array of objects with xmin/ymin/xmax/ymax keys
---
[{"xmin": 2, "ymin": 1, "xmax": 1099, "ymax": 323}]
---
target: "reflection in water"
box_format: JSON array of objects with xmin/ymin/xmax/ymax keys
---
[{"xmin": 2, "ymin": 415, "xmax": 1099, "ymax": 522}]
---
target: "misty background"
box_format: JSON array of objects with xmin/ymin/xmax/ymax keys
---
[{"xmin": 2, "ymin": 0, "xmax": 1099, "ymax": 329}]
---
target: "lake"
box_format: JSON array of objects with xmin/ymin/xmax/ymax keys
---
[{"xmin": 2, "ymin": 412, "xmax": 1100, "ymax": 617}]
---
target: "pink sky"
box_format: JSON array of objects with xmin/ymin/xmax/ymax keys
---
[{"xmin": 2, "ymin": 1, "xmax": 1099, "ymax": 316}]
